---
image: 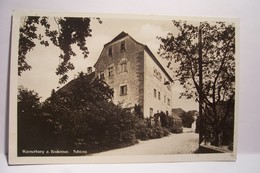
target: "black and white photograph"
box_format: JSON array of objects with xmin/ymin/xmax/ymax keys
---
[{"xmin": 8, "ymin": 11, "xmax": 238, "ymax": 164}]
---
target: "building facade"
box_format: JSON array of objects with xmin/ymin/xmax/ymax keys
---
[{"xmin": 94, "ymin": 32, "xmax": 173, "ymax": 118}]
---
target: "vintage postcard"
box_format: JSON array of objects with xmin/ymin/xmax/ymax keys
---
[{"xmin": 9, "ymin": 10, "xmax": 239, "ymax": 164}]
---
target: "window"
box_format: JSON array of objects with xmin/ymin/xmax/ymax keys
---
[
  {"xmin": 108, "ymin": 67, "xmax": 114, "ymax": 77},
  {"xmin": 167, "ymin": 98, "xmax": 171, "ymax": 106},
  {"xmin": 158, "ymin": 91, "xmax": 161, "ymax": 100},
  {"xmin": 154, "ymin": 89, "xmax": 157, "ymax": 98},
  {"xmin": 153, "ymin": 67, "xmax": 162, "ymax": 81},
  {"xmin": 100, "ymin": 71, "xmax": 105, "ymax": 80},
  {"xmin": 120, "ymin": 85, "xmax": 127, "ymax": 96},
  {"xmin": 150, "ymin": 108, "xmax": 153, "ymax": 117},
  {"xmin": 108, "ymin": 47, "xmax": 112, "ymax": 56},
  {"xmin": 120, "ymin": 62, "xmax": 127, "ymax": 73},
  {"xmin": 121, "ymin": 41, "xmax": 126, "ymax": 52},
  {"xmin": 120, "ymin": 58, "xmax": 128, "ymax": 73}
]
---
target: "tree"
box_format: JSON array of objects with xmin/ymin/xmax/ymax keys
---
[
  {"xmin": 19, "ymin": 16, "xmax": 101, "ymax": 84},
  {"xmin": 17, "ymin": 86, "xmax": 45, "ymax": 154},
  {"xmin": 18, "ymin": 86, "xmax": 41, "ymax": 116},
  {"xmin": 158, "ymin": 20, "xmax": 235, "ymax": 147},
  {"xmin": 181, "ymin": 110, "xmax": 196, "ymax": 128},
  {"xmin": 134, "ymin": 104, "xmax": 143, "ymax": 119},
  {"xmin": 42, "ymin": 72, "xmax": 138, "ymax": 153}
]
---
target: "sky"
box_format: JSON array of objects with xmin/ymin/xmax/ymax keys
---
[{"xmin": 18, "ymin": 15, "xmax": 198, "ymax": 112}]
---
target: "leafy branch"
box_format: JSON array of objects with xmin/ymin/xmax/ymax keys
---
[{"xmin": 19, "ymin": 16, "xmax": 102, "ymax": 84}]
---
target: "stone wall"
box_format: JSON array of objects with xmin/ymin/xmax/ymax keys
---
[
  {"xmin": 94, "ymin": 35, "xmax": 144, "ymax": 109},
  {"xmin": 94, "ymin": 33, "xmax": 173, "ymax": 118}
]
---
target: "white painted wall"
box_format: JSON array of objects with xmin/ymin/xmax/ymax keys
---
[{"xmin": 143, "ymin": 50, "xmax": 172, "ymax": 118}]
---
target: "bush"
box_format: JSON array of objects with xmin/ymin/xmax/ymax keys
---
[
  {"xmin": 65, "ymin": 102, "xmax": 139, "ymax": 154},
  {"xmin": 181, "ymin": 111, "xmax": 196, "ymax": 128},
  {"xmin": 135, "ymin": 118, "xmax": 170, "ymax": 141},
  {"xmin": 162, "ymin": 115, "xmax": 183, "ymax": 134},
  {"xmin": 169, "ymin": 126, "xmax": 183, "ymax": 134}
]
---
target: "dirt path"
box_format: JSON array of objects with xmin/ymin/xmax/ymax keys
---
[{"xmin": 93, "ymin": 131, "xmax": 199, "ymax": 156}]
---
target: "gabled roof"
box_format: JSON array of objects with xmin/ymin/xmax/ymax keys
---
[
  {"xmin": 56, "ymin": 72, "xmax": 95, "ymax": 95},
  {"xmin": 95, "ymin": 31, "xmax": 173, "ymax": 82},
  {"xmin": 104, "ymin": 31, "xmax": 129, "ymax": 46},
  {"xmin": 143, "ymin": 46, "xmax": 173, "ymax": 82}
]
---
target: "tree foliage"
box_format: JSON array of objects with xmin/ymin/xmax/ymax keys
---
[
  {"xmin": 19, "ymin": 16, "xmax": 101, "ymax": 84},
  {"xmin": 18, "ymin": 86, "xmax": 41, "ymax": 116},
  {"xmin": 17, "ymin": 72, "xmax": 175, "ymax": 155},
  {"xmin": 42, "ymin": 72, "xmax": 138, "ymax": 153},
  {"xmin": 17, "ymin": 86, "xmax": 49, "ymax": 154},
  {"xmin": 158, "ymin": 20, "xmax": 235, "ymax": 146},
  {"xmin": 181, "ymin": 110, "xmax": 196, "ymax": 128}
]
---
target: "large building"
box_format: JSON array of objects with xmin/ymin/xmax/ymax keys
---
[{"xmin": 94, "ymin": 32, "xmax": 173, "ymax": 118}]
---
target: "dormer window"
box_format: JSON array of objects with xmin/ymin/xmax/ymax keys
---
[
  {"xmin": 108, "ymin": 47, "xmax": 112, "ymax": 56},
  {"xmin": 121, "ymin": 41, "xmax": 126, "ymax": 52}
]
